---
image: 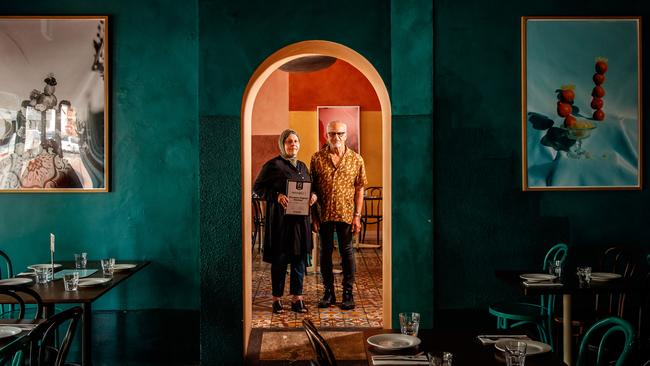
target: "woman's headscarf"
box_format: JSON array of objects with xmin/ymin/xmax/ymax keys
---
[{"xmin": 279, "ymin": 129, "xmax": 299, "ymax": 167}]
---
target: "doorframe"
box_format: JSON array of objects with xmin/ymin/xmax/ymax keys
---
[{"xmin": 240, "ymin": 40, "xmax": 392, "ymax": 353}]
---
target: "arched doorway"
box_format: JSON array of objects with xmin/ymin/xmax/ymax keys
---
[{"xmin": 241, "ymin": 40, "xmax": 392, "ymax": 352}]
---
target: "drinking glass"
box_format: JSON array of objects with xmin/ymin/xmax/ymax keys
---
[
  {"xmin": 548, "ymin": 260, "xmax": 563, "ymax": 280},
  {"xmin": 35, "ymin": 267, "xmax": 52, "ymax": 284},
  {"xmin": 101, "ymin": 258, "xmax": 115, "ymax": 278},
  {"xmin": 399, "ymin": 312, "xmax": 420, "ymax": 336},
  {"xmin": 504, "ymin": 340, "xmax": 527, "ymax": 366},
  {"xmin": 63, "ymin": 272, "xmax": 80, "ymax": 291},
  {"xmin": 577, "ymin": 266, "xmax": 592, "ymax": 285},
  {"xmin": 74, "ymin": 253, "xmax": 88, "ymax": 269}
]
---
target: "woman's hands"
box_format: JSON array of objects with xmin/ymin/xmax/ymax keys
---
[
  {"xmin": 277, "ymin": 193, "xmax": 289, "ymax": 209},
  {"xmin": 279, "ymin": 192, "xmax": 317, "ymax": 209}
]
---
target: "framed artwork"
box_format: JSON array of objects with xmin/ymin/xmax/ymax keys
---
[
  {"xmin": 317, "ymin": 106, "xmax": 360, "ymax": 153},
  {"xmin": 0, "ymin": 16, "xmax": 108, "ymax": 192},
  {"xmin": 522, "ymin": 17, "xmax": 642, "ymax": 190}
]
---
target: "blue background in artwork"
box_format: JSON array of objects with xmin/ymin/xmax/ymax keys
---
[{"xmin": 526, "ymin": 19, "xmax": 640, "ymax": 187}]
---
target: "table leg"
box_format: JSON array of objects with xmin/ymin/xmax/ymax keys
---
[
  {"xmin": 563, "ymin": 294, "xmax": 572, "ymax": 366},
  {"xmin": 82, "ymin": 302, "xmax": 92, "ymax": 366},
  {"xmin": 44, "ymin": 304, "xmax": 55, "ymax": 318}
]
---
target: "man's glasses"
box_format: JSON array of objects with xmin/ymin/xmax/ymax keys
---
[{"xmin": 327, "ymin": 131, "xmax": 346, "ymax": 137}]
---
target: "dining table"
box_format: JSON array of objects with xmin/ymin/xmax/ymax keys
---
[
  {"xmin": 495, "ymin": 269, "xmax": 649, "ymax": 366},
  {"xmin": 363, "ymin": 328, "xmax": 565, "ymax": 366},
  {"xmin": 0, "ymin": 260, "xmax": 149, "ymax": 366}
]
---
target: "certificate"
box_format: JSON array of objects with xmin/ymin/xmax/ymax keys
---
[{"xmin": 285, "ymin": 180, "xmax": 311, "ymax": 216}]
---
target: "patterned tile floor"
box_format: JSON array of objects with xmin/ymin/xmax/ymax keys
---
[{"xmin": 252, "ymin": 243, "xmax": 383, "ymax": 328}]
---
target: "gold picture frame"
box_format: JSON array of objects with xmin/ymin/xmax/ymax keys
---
[
  {"xmin": 0, "ymin": 16, "xmax": 109, "ymax": 192},
  {"xmin": 522, "ymin": 16, "xmax": 642, "ymax": 191}
]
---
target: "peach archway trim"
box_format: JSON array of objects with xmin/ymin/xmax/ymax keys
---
[{"xmin": 241, "ymin": 40, "xmax": 392, "ymax": 354}]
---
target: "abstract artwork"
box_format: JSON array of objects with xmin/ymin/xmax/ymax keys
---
[
  {"xmin": 522, "ymin": 17, "xmax": 641, "ymax": 190},
  {"xmin": 0, "ymin": 16, "xmax": 108, "ymax": 192}
]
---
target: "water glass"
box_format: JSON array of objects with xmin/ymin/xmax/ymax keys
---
[
  {"xmin": 101, "ymin": 258, "xmax": 115, "ymax": 278},
  {"xmin": 35, "ymin": 267, "xmax": 53, "ymax": 284},
  {"xmin": 577, "ymin": 266, "xmax": 592, "ymax": 285},
  {"xmin": 74, "ymin": 253, "xmax": 88, "ymax": 269},
  {"xmin": 428, "ymin": 352, "xmax": 453, "ymax": 366},
  {"xmin": 63, "ymin": 272, "xmax": 80, "ymax": 291},
  {"xmin": 548, "ymin": 260, "xmax": 563, "ymax": 279},
  {"xmin": 504, "ymin": 340, "xmax": 527, "ymax": 366},
  {"xmin": 399, "ymin": 312, "xmax": 420, "ymax": 336}
]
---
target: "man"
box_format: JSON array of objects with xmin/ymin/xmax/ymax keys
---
[{"xmin": 310, "ymin": 120, "xmax": 367, "ymax": 310}]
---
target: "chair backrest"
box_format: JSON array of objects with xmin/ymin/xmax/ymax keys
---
[
  {"xmin": 362, "ymin": 187, "xmax": 382, "ymax": 221},
  {"xmin": 0, "ymin": 332, "xmax": 32, "ymax": 366},
  {"xmin": 595, "ymin": 247, "xmax": 637, "ymax": 317},
  {"xmin": 0, "ymin": 251, "xmax": 13, "ymax": 280},
  {"xmin": 542, "ymin": 243, "xmax": 568, "ymax": 271},
  {"xmin": 577, "ymin": 317, "xmax": 635, "ymax": 366},
  {"xmin": 252, "ymin": 197, "xmax": 265, "ymax": 224},
  {"xmin": 0, "ymin": 286, "xmax": 43, "ymax": 320},
  {"xmin": 28, "ymin": 306, "xmax": 83, "ymax": 366},
  {"xmin": 302, "ymin": 319, "xmax": 337, "ymax": 366}
]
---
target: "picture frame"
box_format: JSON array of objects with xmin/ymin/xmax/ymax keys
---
[
  {"xmin": 521, "ymin": 16, "xmax": 642, "ymax": 191},
  {"xmin": 0, "ymin": 16, "xmax": 109, "ymax": 192},
  {"xmin": 317, "ymin": 106, "xmax": 360, "ymax": 153}
]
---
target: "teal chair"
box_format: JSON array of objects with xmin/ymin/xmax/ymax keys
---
[
  {"xmin": 489, "ymin": 243, "xmax": 568, "ymax": 349},
  {"xmin": 577, "ymin": 317, "xmax": 634, "ymax": 366}
]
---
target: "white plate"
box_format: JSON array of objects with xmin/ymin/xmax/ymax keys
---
[
  {"xmin": 0, "ymin": 278, "xmax": 33, "ymax": 286},
  {"xmin": 495, "ymin": 339, "xmax": 551, "ymax": 355},
  {"xmin": 78, "ymin": 278, "xmax": 111, "ymax": 287},
  {"xmin": 113, "ymin": 264, "xmax": 137, "ymax": 271},
  {"xmin": 366, "ymin": 334, "xmax": 421, "ymax": 350},
  {"xmin": 519, "ymin": 273, "xmax": 556, "ymax": 282},
  {"xmin": 0, "ymin": 326, "xmax": 22, "ymax": 339},
  {"xmin": 27, "ymin": 264, "xmax": 62, "ymax": 271},
  {"xmin": 591, "ymin": 272, "xmax": 622, "ymax": 281}
]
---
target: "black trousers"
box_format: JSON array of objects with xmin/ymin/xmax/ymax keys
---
[
  {"xmin": 319, "ymin": 221, "xmax": 355, "ymax": 292},
  {"xmin": 271, "ymin": 253, "xmax": 305, "ymax": 297}
]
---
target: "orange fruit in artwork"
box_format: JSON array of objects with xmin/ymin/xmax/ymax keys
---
[
  {"xmin": 593, "ymin": 73, "xmax": 605, "ymax": 85},
  {"xmin": 592, "ymin": 86, "xmax": 605, "ymax": 98},
  {"xmin": 564, "ymin": 115, "xmax": 577, "ymax": 128},
  {"xmin": 593, "ymin": 109, "xmax": 605, "ymax": 121},
  {"xmin": 591, "ymin": 97, "xmax": 604, "ymax": 110},
  {"xmin": 557, "ymin": 102, "xmax": 572, "ymax": 117},
  {"xmin": 595, "ymin": 59, "xmax": 608, "ymax": 74}
]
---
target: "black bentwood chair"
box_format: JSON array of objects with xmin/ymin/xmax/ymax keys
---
[
  {"xmin": 0, "ymin": 285, "xmax": 44, "ymax": 320},
  {"xmin": 29, "ymin": 306, "xmax": 83, "ymax": 366},
  {"xmin": 303, "ymin": 318, "xmax": 337, "ymax": 366},
  {"xmin": 0, "ymin": 332, "xmax": 32, "ymax": 366}
]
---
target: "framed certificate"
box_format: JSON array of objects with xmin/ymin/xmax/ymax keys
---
[{"xmin": 285, "ymin": 180, "xmax": 311, "ymax": 215}]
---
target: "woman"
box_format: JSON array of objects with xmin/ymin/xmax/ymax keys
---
[{"xmin": 253, "ymin": 129, "xmax": 316, "ymax": 313}]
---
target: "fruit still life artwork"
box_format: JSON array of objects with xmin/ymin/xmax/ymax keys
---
[{"xmin": 522, "ymin": 17, "xmax": 641, "ymax": 189}]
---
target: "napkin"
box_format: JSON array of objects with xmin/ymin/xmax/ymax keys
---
[
  {"xmin": 523, "ymin": 281, "xmax": 563, "ymax": 287},
  {"xmin": 477, "ymin": 334, "xmax": 530, "ymax": 345},
  {"xmin": 371, "ymin": 355, "xmax": 429, "ymax": 365}
]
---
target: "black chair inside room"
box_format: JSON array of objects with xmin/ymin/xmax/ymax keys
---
[
  {"xmin": 252, "ymin": 195, "xmax": 266, "ymax": 254},
  {"xmin": 0, "ymin": 285, "xmax": 44, "ymax": 320},
  {"xmin": 0, "ymin": 331, "xmax": 33, "ymax": 366},
  {"xmin": 302, "ymin": 318, "xmax": 337, "ymax": 366},
  {"xmin": 29, "ymin": 306, "xmax": 83, "ymax": 366},
  {"xmin": 360, "ymin": 186, "xmax": 382, "ymax": 245}
]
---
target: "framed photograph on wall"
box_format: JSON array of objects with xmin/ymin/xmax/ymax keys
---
[
  {"xmin": 0, "ymin": 16, "xmax": 109, "ymax": 192},
  {"xmin": 521, "ymin": 16, "xmax": 642, "ymax": 190},
  {"xmin": 317, "ymin": 106, "xmax": 360, "ymax": 153}
]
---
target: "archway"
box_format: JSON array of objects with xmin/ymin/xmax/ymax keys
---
[{"xmin": 241, "ymin": 40, "xmax": 392, "ymax": 352}]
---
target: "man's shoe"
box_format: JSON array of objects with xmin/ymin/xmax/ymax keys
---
[
  {"xmin": 340, "ymin": 291, "xmax": 355, "ymax": 310},
  {"xmin": 291, "ymin": 300, "xmax": 308, "ymax": 313},
  {"xmin": 272, "ymin": 300, "xmax": 284, "ymax": 314},
  {"xmin": 318, "ymin": 288, "xmax": 336, "ymax": 308}
]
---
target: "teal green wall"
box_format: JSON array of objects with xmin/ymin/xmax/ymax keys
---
[
  {"xmin": 434, "ymin": 0, "xmax": 649, "ymax": 310},
  {"xmin": 0, "ymin": 1, "xmax": 200, "ymax": 310}
]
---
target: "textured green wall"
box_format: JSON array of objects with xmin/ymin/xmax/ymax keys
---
[
  {"xmin": 390, "ymin": 0, "xmax": 434, "ymax": 328},
  {"xmin": 0, "ymin": 0, "xmax": 200, "ymax": 310},
  {"xmin": 434, "ymin": 0, "xmax": 650, "ymax": 310}
]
